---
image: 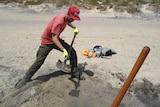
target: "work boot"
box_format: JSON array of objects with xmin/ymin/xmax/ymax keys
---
[
  {"xmin": 71, "ymin": 67, "xmax": 85, "ymax": 80},
  {"xmin": 15, "ymin": 77, "xmax": 32, "ymax": 89}
]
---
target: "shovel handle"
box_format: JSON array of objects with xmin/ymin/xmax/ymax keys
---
[
  {"xmin": 70, "ymin": 33, "xmax": 77, "ymax": 46},
  {"xmin": 64, "ymin": 33, "xmax": 77, "ymax": 64},
  {"xmin": 68, "ymin": 33, "xmax": 77, "ymax": 54}
]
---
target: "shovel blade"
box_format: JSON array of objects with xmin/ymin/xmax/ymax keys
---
[{"xmin": 56, "ymin": 59, "xmax": 71, "ymax": 73}]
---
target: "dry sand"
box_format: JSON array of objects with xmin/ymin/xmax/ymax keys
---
[{"xmin": 0, "ymin": 4, "xmax": 160, "ymax": 107}]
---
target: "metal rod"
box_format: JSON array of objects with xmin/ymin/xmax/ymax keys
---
[{"xmin": 111, "ymin": 46, "xmax": 150, "ymax": 107}]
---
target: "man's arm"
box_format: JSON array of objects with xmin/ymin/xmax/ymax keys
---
[
  {"xmin": 52, "ymin": 34, "xmax": 69, "ymax": 59},
  {"xmin": 67, "ymin": 22, "xmax": 75, "ymax": 28},
  {"xmin": 52, "ymin": 34, "xmax": 64, "ymax": 51},
  {"xmin": 67, "ymin": 23, "xmax": 79, "ymax": 34}
]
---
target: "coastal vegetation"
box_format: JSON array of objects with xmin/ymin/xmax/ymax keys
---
[{"xmin": 0, "ymin": 0, "xmax": 160, "ymax": 13}]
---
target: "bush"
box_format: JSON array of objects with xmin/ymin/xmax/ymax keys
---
[
  {"xmin": 126, "ymin": 5, "xmax": 141, "ymax": 14},
  {"xmin": 0, "ymin": 0, "xmax": 159, "ymax": 13},
  {"xmin": 24, "ymin": 0, "xmax": 43, "ymax": 5}
]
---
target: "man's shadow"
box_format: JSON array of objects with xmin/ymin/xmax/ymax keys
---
[
  {"xmin": 34, "ymin": 70, "xmax": 67, "ymax": 82},
  {"xmin": 34, "ymin": 69, "xmax": 94, "ymax": 97}
]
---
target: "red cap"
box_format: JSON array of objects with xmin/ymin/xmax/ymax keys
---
[{"xmin": 68, "ymin": 6, "xmax": 80, "ymax": 21}]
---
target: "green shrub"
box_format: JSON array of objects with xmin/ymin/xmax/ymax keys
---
[
  {"xmin": 121, "ymin": 1, "xmax": 129, "ymax": 6},
  {"xmin": 0, "ymin": 0, "xmax": 159, "ymax": 13},
  {"xmin": 24, "ymin": 1, "xmax": 43, "ymax": 5},
  {"xmin": 56, "ymin": 0, "xmax": 69, "ymax": 7},
  {"xmin": 126, "ymin": 5, "xmax": 140, "ymax": 14},
  {"xmin": 91, "ymin": 0, "xmax": 98, "ymax": 5}
]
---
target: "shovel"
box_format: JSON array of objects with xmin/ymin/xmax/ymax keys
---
[{"xmin": 56, "ymin": 33, "xmax": 77, "ymax": 73}]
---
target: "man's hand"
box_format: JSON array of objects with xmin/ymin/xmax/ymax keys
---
[
  {"xmin": 62, "ymin": 48, "xmax": 69, "ymax": 60},
  {"xmin": 73, "ymin": 27, "xmax": 79, "ymax": 34}
]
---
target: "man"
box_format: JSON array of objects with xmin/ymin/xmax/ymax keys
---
[{"xmin": 15, "ymin": 6, "xmax": 84, "ymax": 89}]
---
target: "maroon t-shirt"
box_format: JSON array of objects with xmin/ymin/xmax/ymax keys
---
[{"xmin": 41, "ymin": 14, "xmax": 67, "ymax": 44}]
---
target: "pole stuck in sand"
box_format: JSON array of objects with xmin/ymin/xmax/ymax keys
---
[{"xmin": 111, "ymin": 46, "xmax": 150, "ymax": 107}]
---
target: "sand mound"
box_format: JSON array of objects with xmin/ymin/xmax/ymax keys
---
[{"xmin": 0, "ymin": 69, "xmax": 160, "ymax": 107}]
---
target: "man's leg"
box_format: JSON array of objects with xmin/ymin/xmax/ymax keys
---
[
  {"xmin": 24, "ymin": 44, "xmax": 52, "ymax": 79},
  {"xmin": 15, "ymin": 44, "xmax": 52, "ymax": 89}
]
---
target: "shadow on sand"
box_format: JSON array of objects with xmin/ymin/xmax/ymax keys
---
[
  {"xmin": 68, "ymin": 70, "xmax": 94, "ymax": 97},
  {"xmin": 34, "ymin": 69, "xmax": 94, "ymax": 97}
]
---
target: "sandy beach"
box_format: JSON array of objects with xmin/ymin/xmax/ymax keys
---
[{"xmin": 0, "ymin": 4, "xmax": 160, "ymax": 107}]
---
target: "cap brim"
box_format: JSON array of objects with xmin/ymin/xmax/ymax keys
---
[{"xmin": 70, "ymin": 14, "xmax": 80, "ymax": 21}]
